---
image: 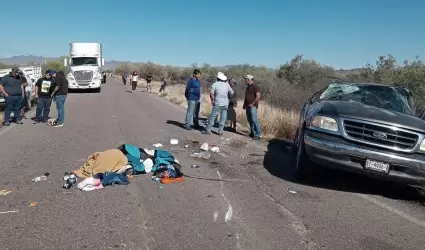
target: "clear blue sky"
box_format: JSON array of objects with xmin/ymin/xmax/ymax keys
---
[{"xmin": 1, "ymin": 0, "xmax": 424, "ymax": 69}]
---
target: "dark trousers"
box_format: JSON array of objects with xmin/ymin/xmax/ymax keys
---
[
  {"xmin": 132, "ymin": 81, "xmax": 137, "ymax": 91},
  {"xmin": 35, "ymin": 97, "xmax": 52, "ymax": 122},
  {"xmin": 4, "ymin": 95, "xmax": 23, "ymax": 123}
]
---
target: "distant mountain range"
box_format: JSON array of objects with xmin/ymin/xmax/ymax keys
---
[
  {"xmin": 0, "ymin": 56, "xmax": 123, "ymax": 69},
  {"xmin": 0, "ymin": 55, "xmax": 363, "ymax": 73}
]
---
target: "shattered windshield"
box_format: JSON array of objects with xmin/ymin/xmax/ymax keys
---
[
  {"xmin": 71, "ymin": 57, "xmax": 97, "ymax": 66},
  {"xmin": 320, "ymin": 83, "xmax": 414, "ymax": 115}
]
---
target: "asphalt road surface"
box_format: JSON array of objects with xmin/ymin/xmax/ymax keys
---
[{"xmin": 1, "ymin": 78, "xmax": 425, "ymax": 250}]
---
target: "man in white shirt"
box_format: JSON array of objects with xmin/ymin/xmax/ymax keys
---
[{"xmin": 131, "ymin": 71, "xmax": 138, "ymax": 93}]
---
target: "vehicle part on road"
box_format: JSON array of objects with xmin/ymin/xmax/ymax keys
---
[
  {"xmin": 289, "ymin": 190, "xmax": 297, "ymax": 194},
  {"xmin": 200, "ymin": 143, "xmax": 209, "ymax": 151},
  {"xmin": 153, "ymin": 143, "xmax": 163, "ymax": 148},
  {"xmin": 32, "ymin": 173, "xmax": 50, "ymax": 182},
  {"xmin": 62, "ymin": 172, "xmax": 77, "ymax": 189},
  {"xmin": 190, "ymin": 151, "xmax": 211, "ymax": 159},
  {"xmin": 170, "ymin": 139, "xmax": 178, "ymax": 145}
]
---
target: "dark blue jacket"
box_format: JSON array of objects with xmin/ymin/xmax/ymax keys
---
[{"xmin": 185, "ymin": 78, "xmax": 201, "ymax": 101}]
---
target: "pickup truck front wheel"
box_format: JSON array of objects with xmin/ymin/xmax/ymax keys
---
[{"xmin": 294, "ymin": 130, "xmax": 315, "ymax": 181}]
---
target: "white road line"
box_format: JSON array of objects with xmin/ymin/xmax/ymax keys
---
[
  {"xmin": 356, "ymin": 194, "xmax": 425, "ymax": 228},
  {"xmin": 216, "ymin": 170, "xmax": 233, "ymax": 224}
]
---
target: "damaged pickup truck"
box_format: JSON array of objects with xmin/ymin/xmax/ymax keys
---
[{"xmin": 294, "ymin": 81, "xmax": 425, "ymax": 188}]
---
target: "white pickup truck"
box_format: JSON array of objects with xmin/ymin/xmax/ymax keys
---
[{"xmin": 0, "ymin": 66, "xmax": 42, "ymax": 104}]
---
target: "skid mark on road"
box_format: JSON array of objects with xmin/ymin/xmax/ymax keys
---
[
  {"xmin": 356, "ymin": 194, "xmax": 425, "ymax": 229},
  {"xmin": 248, "ymin": 173, "xmax": 318, "ymax": 250}
]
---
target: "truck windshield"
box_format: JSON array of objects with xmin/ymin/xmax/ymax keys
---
[
  {"xmin": 71, "ymin": 57, "xmax": 97, "ymax": 66},
  {"xmin": 320, "ymin": 83, "xmax": 414, "ymax": 116}
]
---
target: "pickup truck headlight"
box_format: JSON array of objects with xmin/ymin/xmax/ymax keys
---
[
  {"xmin": 310, "ymin": 115, "xmax": 339, "ymax": 132},
  {"xmin": 419, "ymin": 139, "xmax": 425, "ymax": 151}
]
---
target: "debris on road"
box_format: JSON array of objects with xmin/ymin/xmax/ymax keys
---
[
  {"xmin": 184, "ymin": 144, "xmax": 190, "ymax": 148},
  {"xmin": 62, "ymin": 173, "xmax": 77, "ymax": 189},
  {"xmin": 0, "ymin": 210, "xmax": 18, "ymax": 215},
  {"xmin": 0, "ymin": 189, "xmax": 12, "ymax": 196},
  {"xmin": 191, "ymin": 165, "xmax": 200, "ymax": 168},
  {"xmin": 67, "ymin": 143, "xmax": 184, "ymax": 191},
  {"xmin": 190, "ymin": 151, "xmax": 211, "ymax": 160},
  {"xmin": 29, "ymin": 202, "xmax": 38, "ymax": 207},
  {"xmin": 289, "ymin": 190, "xmax": 297, "ymax": 194},
  {"xmin": 200, "ymin": 143, "xmax": 209, "ymax": 151},
  {"xmin": 32, "ymin": 173, "xmax": 50, "ymax": 182},
  {"xmin": 153, "ymin": 143, "xmax": 163, "ymax": 148},
  {"xmin": 170, "ymin": 139, "xmax": 179, "ymax": 145},
  {"xmin": 211, "ymin": 146, "xmax": 220, "ymax": 153}
]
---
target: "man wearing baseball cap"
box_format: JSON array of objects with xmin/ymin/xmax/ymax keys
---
[
  {"xmin": 0, "ymin": 67, "xmax": 25, "ymax": 126},
  {"xmin": 243, "ymin": 74, "xmax": 261, "ymax": 140}
]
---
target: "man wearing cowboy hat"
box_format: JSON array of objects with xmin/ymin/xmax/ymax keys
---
[
  {"xmin": 202, "ymin": 72, "xmax": 234, "ymax": 136},
  {"xmin": 243, "ymin": 74, "xmax": 261, "ymax": 140},
  {"xmin": 0, "ymin": 67, "xmax": 25, "ymax": 126}
]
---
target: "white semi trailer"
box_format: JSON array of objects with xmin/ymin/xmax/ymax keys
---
[{"xmin": 64, "ymin": 42, "xmax": 104, "ymax": 93}]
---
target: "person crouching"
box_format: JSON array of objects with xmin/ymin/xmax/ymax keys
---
[{"xmin": 33, "ymin": 70, "xmax": 55, "ymax": 124}]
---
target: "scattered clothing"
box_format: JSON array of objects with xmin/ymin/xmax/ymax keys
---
[{"xmin": 73, "ymin": 149, "xmax": 128, "ymax": 178}]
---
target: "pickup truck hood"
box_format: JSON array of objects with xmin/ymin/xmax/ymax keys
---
[{"xmin": 317, "ymin": 100, "xmax": 425, "ymax": 132}]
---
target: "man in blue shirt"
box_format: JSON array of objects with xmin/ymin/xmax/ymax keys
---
[{"xmin": 184, "ymin": 69, "xmax": 202, "ymax": 130}]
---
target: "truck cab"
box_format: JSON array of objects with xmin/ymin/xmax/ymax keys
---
[{"xmin": 64, "ymin": 42, "xmax": 104, "ymax": 93}]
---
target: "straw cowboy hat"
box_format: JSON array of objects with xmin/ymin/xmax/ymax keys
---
[{"xmin": 217, "ymin": 72, "xmax": 227, "ymax": 81}]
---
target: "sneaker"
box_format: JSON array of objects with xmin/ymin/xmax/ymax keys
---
[
  {"xmin": 54, "ymin": 123, "xmax": 64, "ymax": 128},
  {"xmin": 253, "ymin": 136, "xmax": 261, "ymax": 140},
  {"xmin": 16, "ymin": 120, "xmax": 23, "ymax": 124},
  {"xmin": 2, "ymin": 122, "xmax": 10, "ymax": 126},
  {"xmin": 33, "ymin": 120, "xmax": 40, "ymax": 124},
  {"xmin": 217, "ymin": 131, "xmax": 223, "ymax": 136},
  {"xmin": 201, "ymin": 130, "xmax": 211, "ymax": 135}
]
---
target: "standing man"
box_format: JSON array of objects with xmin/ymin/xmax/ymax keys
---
[
  {"xmin": 0, "ymin": 67, "xmax": 24, "ymax": 126},
  {"xmin": 131, "ymin": 71, "xmax": 138, "ymax": 93},
  {"xmin": 243, "ymin": 75, "xmax": 261, "ymax": 140},
  {"xmin": 184, "ymin": 69, "xmax": 201, "ymax": 130},
  {"xmin": 146, "ymin": 73, "xmax": 153, "ymax": 92},
  {"xmin": 51, "ymin": 70, "xmax": 68, "ymax": 127},
  {"xmin": 19, "ymin": 71, "xmax": 30, "ymax": 119},
  {"xmin": 33, "ymin": 70, "xmax": 55, "ymax": 124},
  {"xmin": 159, "ymin": 76, "xmax": 167, "ymax": 93},
  {"xmin": 122, "ymin": 72, "xmax": 127, "ymax": 85},
  {"xmin": 202, "ymin": 72, "xmax": 234, "ymax": 136},
  {"xmin": 227, "ymin": 77, "xmax": 237, "ymax": 132}
]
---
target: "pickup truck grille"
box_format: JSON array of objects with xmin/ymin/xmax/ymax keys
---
[
  {"xmin": 74, "ymin": 70, "xmax": 93, "ymax": 81},
  {"xmin": 343, "ymin": 119, "xmax": 419, "ymax": 151}
]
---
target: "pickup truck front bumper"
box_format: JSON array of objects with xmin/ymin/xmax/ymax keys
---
[{"xmin": 304, "ymin": 130, "xmax": 425, "ymax": 185}]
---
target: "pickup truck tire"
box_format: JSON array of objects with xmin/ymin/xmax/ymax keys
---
[
  {"xmin": 94, "ymin": 88, "xmax": 101, "ymax": 93},
  {"xmin": 294, "ymin": 130, "xmax": 315, "ymax": 181}
]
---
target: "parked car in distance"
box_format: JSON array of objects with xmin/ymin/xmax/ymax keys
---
[{"xmin": 294, "ymin": 81, "xmax": 425, "ymax": 188}]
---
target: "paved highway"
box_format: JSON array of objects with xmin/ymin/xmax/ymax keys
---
[{"xmin": 0, "ymin": 78, "xmax": 424, "ymax": 250}]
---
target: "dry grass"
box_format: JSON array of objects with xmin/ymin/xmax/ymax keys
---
[{"xmin": 143, "ymin": 80, "xmax": 299, "ymax": 140}]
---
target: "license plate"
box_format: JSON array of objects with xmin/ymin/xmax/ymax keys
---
[{"xmin": 365, "ymin": 159, "xmax": 389, "ymax": 173}]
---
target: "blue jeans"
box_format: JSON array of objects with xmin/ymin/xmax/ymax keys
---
[
  {"xmin": 4, "ymin": 95, "xmax": 23, "ymax": 123},
  {"xmin": 35, "ymin": 97, "xmax": 52, "ymax": 122},
  {"xmin": 246, "ymin": 107, "xmax": 261, "ymax": 138},
  {"xmin": 185, "ymin": 100, "xmax": 200, "ymax": 128},
  {"xmin": 205, "ymin": 106, "xmax": 228, "ymax": 133},
  {"xmin": 55, "ymin": 95, "xmax": 67, "ymax": 124}
]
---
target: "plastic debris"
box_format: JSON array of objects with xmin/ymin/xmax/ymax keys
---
[
  {"xmin": 32, "ymin": 173, "xmax": 50, "ymax": 182},
  {"xmin": 0, "ymin": 189, "xmax": 12, "ymax": 196},
  {"xmin": 289, "ymin": 190, "xmax": 297, "ymax": 194},
  {"xmin": 170, "ymin": 139, "xmax": 179, "ymax": 145},
  {"xmin": 190, "ymin": 152, "xmax": 211, "ymax": 160},
  {"xmin": 153, "ymin": 143, "xmax": 163, "ymax": 148},
  {"xmin": 29, "ymin": 202, "xmax": 38, "ymax": 207},
  {"xmin": 211, "ymin": 146, "xmax": 220, "ymax": 153},
  {"xmin": 184, "ymin": 144, "xmax": 190, "ymax": 148},
  {"xmin": 191, "ymin": 165, "xmax": 200, "ymax": 168},
  {"xmin": 200, "ymin": 143, "xmax": 209, "ymax": 151},
  {"xmin": 0, "ymin": 210, "xmax": 18, "ymax": 215}
]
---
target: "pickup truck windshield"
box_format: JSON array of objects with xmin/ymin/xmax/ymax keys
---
[
  {"xmin": 320, "ymin": 83, "xmax": 414, "ymax": 116},
  {"xmin": 71, "ymin": 57, "xmax": 97, "ymax": 66}
]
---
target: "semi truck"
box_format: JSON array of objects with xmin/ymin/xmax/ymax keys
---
[{"xmin": 64, "ymin": 42, "xmax": 104, "ymax": 93}]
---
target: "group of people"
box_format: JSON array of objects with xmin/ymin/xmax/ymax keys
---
[
  {"xmin": 0, "ymin": 67, "xmax": 68, "ymax": 127},
  {"xmin": 122, "ymin": 72, "xmax": 156, "ymax": 93},
  {"xmin": 184, "ymin": 69, "xmax": 261, "ymax": 140}
]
